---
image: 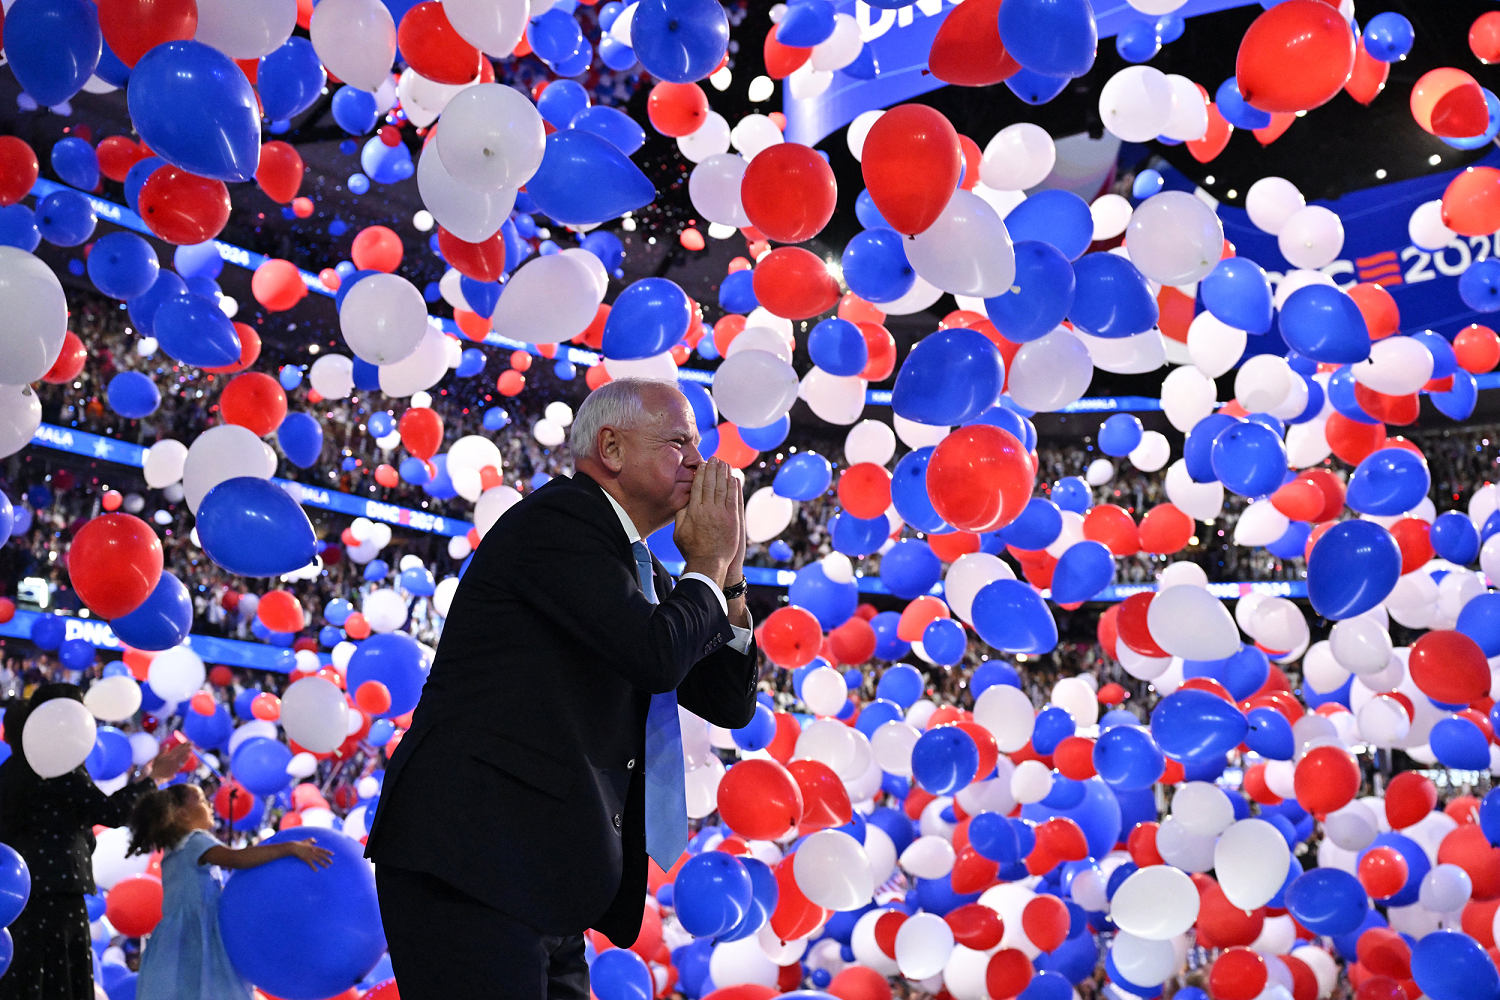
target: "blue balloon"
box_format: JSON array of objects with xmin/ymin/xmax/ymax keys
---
[
  {"xmin": 85, "ymin": 727, "xmax": 132, "ymax": 781},
  {"xmin": 0, "ymin": 492, "xmax": 11, "ymax": 545},
  {"xmin": 1461, "ymin": 259, "xmax": 1500, "ymax": 313},
  {"xmin": 922, "ymin": 618, "xmax": 967, "ymax": 666},
  {"xmin": 1200, "ymin": 257, "xmax": 1273, "ymax": 334},
  {"xmin": 332, "ymin": 86, "xmax": 380, "ymax": 134},
  {"xmin": 1363, "ymin": 11, "xmax": 1414, "ymax": 62},
  {"xmin": 1206, "ymin": 419, "xmax": 1290, "ymax": 497},
  {"xmin": 0, "ymin": 843, "xmax": 29, "ymax": 929},
  {"xmin": 1412, "ymin": 930, "xmax": 1500, "ymax": 1000},
  {"xmin": 630, "ymin": 0, "xmax": 728, "ymax": 82},
  {"xmin": 1024, "ymin": 777, "xmax": 1122, "ymax": 860},
  {"xmin": 363, "ymin": 559, "xmax": 390, "ymax": 584},
  {"xmin": 984, "ymin": 241, "xmax": 1075, "ymax": 343},
  {"xmin": 1068, "ymin": 253, "xmax": 1158, "ymax": 338},
  {"xmin": 6, "ymin": 0, "xmax": 100, "ymax": 106},
  {"xmin": 1092, "ymin": 725, "xmax": 1163, "ymax": 790},
  {"xmin": 153, "ymin": 294, "xmax": 241, "ymax": 367},
  {"xmin": 1005, "ymin": 191, "xmax": 1094, "ymax": 262},
  {"xmin": 778, "ymin": 0, "xmax": 836, "ymax": 46},
  {"xmin": 231, "ymin": 738, "xmax": 295, "ymax": 796},
  {"xmin": 1347, "ymin": 448, "xmax": 1431, "ymax": 515},
  {"xmin": 35, "ymin": 189, "xmax": 96, "ymax": 246},
  {"xmin": 0, "ymin": 205, "xmax": 40, "ymax": 251},
  {"xmin": 997, "ymin": 0, "xmax": 1097, "ymax": 77},
  {"xmin": 1458, "ymin": 592, "xmax": 1500, "ymax": 657},
  {"xmin": 1410, "ymin": 329, "xmax": 1457, "ymax": 379},
  {"xmin": 971, "ymin": 579, "xmax": 1058, "ymax": 654},
  {"xmin": 717, "ymin": 268, "xmax": 758, "ymax": 314},
  {"xmin": 1278, "ymin": 285, "xmax": 1372, "ymax": 363},
  {"xmin": 912, "ymin": 727, "xmax": 980, "ymax": 795},
  {"xmin": 460, "ymin": 275, "xmax": 501, "ymax": 317},
  {"xmin": 602, "ymin": 278, "xmax": 691, "ymax": 360},
  {"xmin": 1433, "ymin": 369, "xmax": 1479, "ymax": 421},
  {"xmin": 106, "ymin": 371, "xmax": 160, "ymax": 419},
  {"xmin": 880, "ymin": 540, "xmax": 941, "ymax": 599},
  {"xmin": 110, "ymin": 571, "xmax": 192, "ymax": 651},
  {"xmin": 891, "ymin": 328, "xmax": 1004, "ymax": 426},
  {"xmin": 598, "ymin": 33, "xmax": 638, "ymax": 71},
  {"xmin": 841, "ymin": 228, "xmax": 915, "ymax": 304},
  {"xmin": 1051, "ymin": 477, "xmax": 1091, "ymax": 514},
  {"xmin": 257, "ymin": 37, "xmax": 325, "ymax": 121},
  {"xmin": 1244, "ymin": 706, "xmax": 1295, "ymax": 760},
  {"xmin": 1185, "ymin": 645, "xmax": 1269, "ymax": 702},
  {"xmin": 182, "ymin": 703, "xmax": 232, "ymax": 751},
  {"xmin": 572, "ymin": 105, "xmax": 647, "ymax": 158},
  {"xmin": 673, "ymin": 852, "xmax": 752, "ymax": 938},
  {"xmin": 875, "ymin": 663, "xmax": 923, "ymax": 709},
  {"xmin": 527, "ymin": 7, "xmax": 585, "ymax": 64},
  {"xmin": 1097, "ymin": 414, "xmax": 1143, "ymax": 457},
  {"xmin": 1284, "ymin": 868, "xmax": 1369, "ymax": 936},
  {"xmin": 1436, "ymin": 510, "xmax": 1483, "ymax": 566},
  {"xmin": 1049, "ymin": 541, "xmax": 1115, "ymax": 604},
  {"xmin": 87, "ymin": 232, "xmax": 159, "ymax": 300},
  {"xmin": 808, "ymin": 317, "xmax": 869, "ymax": 377},
  {"xmin": 854, "ymin": 189, "xmax": 893, "ymax": 230},
  {"xmin": 1115, "ymin": 19, "xmax": 1161, "ymax": 62},
  {"xmin": 219, "ymin": 830, "xmax": 383, "ymax": 1000},
  {"xmin": 1482, "ymin": 787, "xmax": 1500, "ymax": 846},
  {"xmin": 525, "ymin": 130, "xmax": 654, "ymax": 226},
  {"xmin": 1431, "ymin": 716, "xmax": 1491, "ymax": 770},
  {"xmin": 57, "ymin": 637, "xmax": 94, "ymax": 672},
  {"xmin": 1133, "ymin": 169, "xmax": 1165, "ymax": 199},
  {"xmin": 367, "ymin": 411, "xmax": 395, "ymax": 437},
  {"xmin": 197, "ymin": 477, "xmax": 318, "ymax": 578},
  {"xmin": 1149, "ymin": 689, "xmax": 1248, "ymax": 760},
  {"xmin": 51, "ymin": 136, "xmax": 99, "ymax": 190},
  {"xmin": 1004, "ymin": 498, "xmax": 1062, "ymax": 551},
  {"xmin": 677, "ymin": 380, "xmax": 716, "ymax": 432},
  {"xmin": 1307, "ymin": 520, "xmax": 1402, "ymax": 620},
  {"xmin": 1215, "ymin": 76, "xmax": 1273, "ymax": 130},
  {"xmin": 831, "ymin": 510, "xmax": 889, "ymax": 558},
  {"xmin": 128, "ymin": 41, "xmax": 261, "ymax": 183},
  {"xmin": 360, "ymin": 137, "xmax": 412, "ymax": 185},
  {"xmin": 536, "ymin": 79, "xmax": 590, "ymax": 129},
  {"xmin": 774, "ymin": 452, "xmax": 833, "ymax": 500},
  {"xmin": 127, "ymin": 268, "xmax": 187, "ymax": 337},
  {"xmin": 789, "ymin": 563, "xmax": 857, "ymax": 629},
  {"xmin": 1006, "ymin": 66, "xmax": 1071, "ymax": 104},
  {"xmin": 347, "ymin": 633, "xmax": 426, "ymax": 719},
  {"xmin": 1325, "ymin": 365, "xmax": 1378, "ymax": 423}
]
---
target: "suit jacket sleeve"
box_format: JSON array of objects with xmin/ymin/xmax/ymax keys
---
[{"xmin": 676, "ymin": 638, "xmax": 759, "ymax": 730}]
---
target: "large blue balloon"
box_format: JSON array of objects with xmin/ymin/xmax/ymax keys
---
[
  {"xmin": 1431, "ymin": 716, "xmax": 1491, "ymax": 770},
  {"xmin": 197, "ymin": 477, "xmax": 318, "ymax": 578},
  {"xmin": 35, "ymin": 189, "xmax": 96, "ymax": 246},
  {"xmin": 1458, "ymin": 592, "xmax": 1500, "ymax": 657},
  {"xmin": 106, "ymin": 371, "xmax": 161, "ymax": 419},
  {"xmin": 1049, "ymin": 541, "xmax": 1114, "ymax": 604},
  {"xmin": 841, "ymin": 228, "xmax": 915, "ymax": 304},
  {"xmin": 1092, "ymin": 725, "xmax": 1164, "ymax": 791},
  {"xmin": 1209, "ymin": 420, "xmax": 1286, "ymax": 497},
  {"xmin": 774, "ymin": 451, "xmax": 833, "ymax": 500},
  {"xmin": 6, "ymin": 0, "xmax": 100, "ymax": 106},
  {"xmin": 1307, "ymin": 520, "xmax": 1401, "ymax": 620},
  {"xmin": 674, "ymin": 851, "xmax": 753, "ymax": 938},
  {"xmin": 1346, "ymin": 448, "xmax": 1431, "ymax": 515},
  {"xmin": 1021, "ymin": 778, "xmax": 1122, "ymax": 860},
  {"xmin": 631, "ymin": 0, "xmax": 729, "ymax": 83},
  {"xmin": 1278, "ymin": 285, "xmax": 1371, "ymax": 363},
  {"xmin": 890, "ymin": 448, "xmax": 947, "ymax": 534},
  {"xmin": 128, "ymin": 41, "xmax": 261, "ymax": 183},
  {"xmin": 525, "ymin": 130, "xmax": 654, "ymax": 227},
  {"xmin": 1149, "ymin": 689, "xmax": 1248, "ymax": 760},
  {"xmin": 231, "ymin": 738, "xmax": 295, "ymax": 797},
  {"xmin": 277, "ymin": 412, "xmax": 325, "ymax": 469},
  {"xmin": 258, "ymin": 37, "xmax": 326, "ymax": 122},
  {"xmin": 831, "ymin": 511, "xmax": 889, "ymax": 558},
  {"xmin": 1068, "ymin": 253, "xmax": 1158, "ymax": 338},
  {"xmin": 912, "ymin": 727, "xmax": 980, "ymax": 795},
  {"xmin": 1284, "ymin": 868, "xmax": 1369, "ymax": 935},
  {"xmin": 997, "ymin": 0, "xmax": 1098, "ymax": 77},
  {"xmin": 880, "ymin": 540, "xmax": 941, "ymax": 599},
  {"xmin": 51, "ymin": 136, "xmax": 99, "ymax": 191},
  {"xmin": 984, "ymin": 241, "xmax": 1075, "ymax": 343},
  {"xmin": 1412, "ymin": 930, "xmax": 1500, "ymax": 1000},
  {"xmin": 0, "ymin": 843, "xmax": 28, "ymax": 929},
  {"xmin": 1097, "ymin": 414, "xmax": 1142, "ymax": 457},
  {"xmin": 1005, "ymin": 191, "xmax": 1094, "ymax": 261},
  {"xmin": 891, "ymin": 328, "xmax": 1004, "ymax": 426},
  {"xmin": 601, "ymin": 278, "xmax": 691, "ymax": 360},
  {"xmin": 1199, "ymin": 256, "xmax": 1273, "ymax": 334},
  {"xmin": 87, "ymin": 232, "xmax": 160, "ymax": 301},
  {"xmin": 789, "ymin": 563, "xmax": 857, "ymax": 629},
  {"xmin": 154, "ymin": 294, "xmax": 242, "ymax": 368},
  {"xmin": 219, "ymin": 830, "xmax": 385, "ymax": 998},
  {"xmin": 1003, "ymin": 498, "xmax": 1062, "ymax": 551},
  {"xmin": 971, "ymin": 579, "xmax": 1057, "ymax": 654},
  {"xmin": 110, "ymin": 571, "xmax": 192, "ymax": 651},
  {"xmin": 808, "ymin": 317, "xmax": 869, "ymax": 377},
  {"xmin": 346, "ymin": 633, "xmax": 426, "ymax": 719}
]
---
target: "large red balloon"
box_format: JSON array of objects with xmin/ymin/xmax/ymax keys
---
[
  {"xmin": 718, "ymin": 760, "xmax": 804, "ymax": 841},
  {"xmin": 740, "ymin": 143, "xmax": 837, "ymax": 244},
  {"xmin": 986, "ymin": 949, "xmax": 1033, "ymax": 1000},
  {"xmin": 138, "ymin": 166, "xmax": 232, "ymax": 245},
  {"xmin": 928, "ymin": 0, "xmax": 1018, "ymax": 87},
  {"xmin": 256, "ymin": 141, "xmax": 305, "ymax": 204},
  {"xmin": 398, "ymin": 1, "xmax": 482, "ymax": 84},
  {"xmin": 1082, "ymin": 504, "xmax": 1139, "ymax": 557},
  {"xmin": 68, "ymin": 513, "xmax": 163, "ymax": 619},
  {"xmin": 1411, "ymin": 68, "xmax": 1490, "ymax": 138},
  {"xmin": 788, "ymin": 759, "xmax": 851, "ymax": 835},
  {"xmin": 352, "ymin": 225, "xmax": 404, "ymax": 273},
  {"xmin": 252, "ymin": 259, "xmax": 308, "ymax": 312},
  {"xmin": 759, "ymin": 606, "xmax": 823, "ymax": 668},
  {"xmin": 646, "ymin": 82, "xmax": 709, "ymax": 136},
  {"xmin": 1209, "ymin": 947, "xmax": 1269, "ymax": 1000},
  {"xmin": 1021, "ymin": 895, "xmax": 1070, "ymax": 953},
  {"xmin": 1443, "ymin": 166, "xmax": 1500, "ymax": 237},
  {"xmin": 42, "ymin": 331, "xmax": 86, "ymax": 384},
  {"xmin": 0, "ymin": 137, "xmax": 36, "ymax": 206},
  {"xmin": 1456, "ymin": 323, "xmax": 1500, "ymax": 372},
  {"xmin": 1138, "ymin": 504, "xmax": 1193, "ymax": 554},
  {"xmin": 219, "ymin": 372, "xmax": 288, "ymax": 437},
  {"xmin": 837, "ymin": 462, "xmax": 892, "ymax": 519},
  {"xmin": 751, "ymin": 246, "xmax": 840, "ymax": 320},
  {"xmin": 98, "ymin": 0, "xmax": 197, "ymax": 67},
  {"xmin": 1235, "ymin": 1, "xmax": 1355, "ymax": 112},
  {"xmin": 1439, "ymin": 824, "xmax": 1500, "ymax": 901},
  {"xmin": 926, "ymin": 425, "xmax": 1033, "ymax": 533},
  {"xmin": 860, "ymin": 104, "xmax": 963, "ymax": 235},
  {"xmin": 1293, "ymin": 744, "xmax": 1360, "ymax": 815},
  {"xmin": 437, "ymin": 226, "xmax": 505, "ymax": 282},
  {"xmin": 105, "ymin": 874, "xmax": 163, "ymax": 938},
  {"xmin": 398, "ymin": 407, "xmax": 444, "ymax": 459},
  {"xmin": 1409, "ymin": 630, "xmax": 1489, "ymax": 706}
]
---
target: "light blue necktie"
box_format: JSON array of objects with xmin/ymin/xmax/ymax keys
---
[{"xmin": 633, "ymin": 540, "xmax": 688, "ymax": 870}]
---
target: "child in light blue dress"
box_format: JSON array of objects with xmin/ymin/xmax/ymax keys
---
[{"xmin": 126, "ymin": 784, "xmax": 332, "ymax": 1000}]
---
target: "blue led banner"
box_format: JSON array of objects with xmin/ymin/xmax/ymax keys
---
[{"xmin": 0, "ymin": 607, "xmax": 314, "ymax": 673}]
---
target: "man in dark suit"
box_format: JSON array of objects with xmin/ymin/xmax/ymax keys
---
[{"xmin": 365, "ymin": 377, "xmax": 758, "ymax": 999}]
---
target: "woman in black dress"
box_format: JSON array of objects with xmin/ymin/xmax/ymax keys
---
[{"xmin": 0, "ymin": 683, "xmax": 193, "ymax": 1000}]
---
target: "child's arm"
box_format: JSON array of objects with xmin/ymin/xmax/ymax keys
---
[{"xmin": 199, "ymin": 837, "xmax": 335, "ymax": 871}]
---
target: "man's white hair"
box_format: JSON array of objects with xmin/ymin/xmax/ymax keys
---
[{"xmin": 568, "ymin": 378, "xmax": 678, "ymax": 462}]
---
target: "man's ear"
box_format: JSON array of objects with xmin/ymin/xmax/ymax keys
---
[{"xmin": 598, "ymin": 426, "xmax": 625, "ymax": 473}]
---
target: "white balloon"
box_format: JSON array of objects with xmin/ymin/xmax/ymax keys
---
[
  {"xmin": 416, "ymin": 145, "xmax": 517, "ymax": 243},
  {"xmin": 1110, "ymin": 865, "xmax": 1199, "ymax": 940},
  {"xmin": 0, "ymin": 247, "xmax": 67, "ymax": 385},
  {"xmin": 870, "ymin": 721, "xmax": 920, "ymax": 777},
  {"xmin": 491, "ymin": 253, "xmax": 604, "ymax": 345},
  {"xmin": 845, "ymin": 109, "xmax": 884, "ymax": 162},
  {"xmin": 1010, "ymin": 758, "xmax": 1053, "ymax": 804},
  {"xmin": 1215, "ymin": 819, "xmax": 1292, "ymax": 910},
  {"xmin": 195, "ymin": 0, "xmax": 296, "ymax": 58},
  {"xmin": 1188, "ymin": 311, "xmax": 1248, "ymax": 379},
  {"xmin": 148, "ymin": 646, "xmax": 206, "ymax": 703},
  {"xmin": 794, "ymin": 830, "xmax": 874, "ymax": 911},
  {"xmin": 436, "ymin": 84, "xmax": 546, "ymax": 190},
  {"xmin": 143, "ymin": 439, "xmax": 189, "ymax": 490},
  {"xmin": 1235, "ymin": 354, "xmax": 1295, "ymax": 413},
  {"xmin": 1129, "ymin": 430, "xmax": 1171, "ymax": 472},
  {"xmin": 745, "ymin": 486, "xmax": 794, "ymax": 543},
  {"xmin": 379, "ymin": 325, "xmax": 452, "ymax": 398},
  {"xmin": 799, "ymin": 368, "xmax": 866, "ymax": 425},
  {"xmin": 906, "ymin": 190, "xmax": 1015, "ymax": 297},
  {"xmin": 280, "ymin": 677, "xmax": 348, "ymax": 754},
  {"xmin": 1161, "ymin": 73, "xmax": 1209, "ymax": 141},
  {"xmin": 801, "ymin": 665, "xmax": 848, "ymax": 717},
  {"xmin": 1235, "ymin": 499, "xmax": 1290, "ymax": 548},
  {"xmin": 1421, "ymin": 863, "xmax": 1473, "ymax": 913},
  {"xmin": 1329, "ymin": 616, "xmax": 1394, "ymax": 675},
  {"xmin": 1125, "ymin": 191, "xmax": 1224, "ymax": 285},
  {"xmin": 880, "ymin": 273, "xmax": 945, "ymax": 316},
  {"xmin": 1160, "ymin": 365, "xmax": 1217, "ymax": 431},
  {"xmin": 182, "ymin": 424, "xmax": 277, "ymax": 513},
  {"xmin": 1091, "ymin": 193, "xmax": 1134, "ymax": 240},
  {"xmin": 1111, "ymin": 932, "xmax": 1180, "ymax": 987},
  {"xmin": 1086, "ymin": 457, "xmax": 1115, "ymax": 486},
  {"xmin": 892, "ymin": 413, "xmax": 949, "ymax": 451},
  {"xmin": 1323, "ymin": 800, "xmax": 1379, "ymax": 852},
  {"xmin": 677, "ymin": 111, "xmax": 732, "ymax": 163},
  {"xmin": 1098, "ymin": 66, "xmax": 1174, "ymax": 143},
  {"xmin": 1286, "ymin": 415, "xmax": 1332, "ymax": 468},
  {"xmin": 1164, "ymin": 459, "xmax": 1223, "ymax": 522},
  {"xmin": 1278, "ymin": 205, "xmax": 1345, "ymax": 270},
  {"xmin": 23, "ymin": 697, "xmax": 97, "ymax": 779},
  {"xmin": 709, "ymin": 935, "xmax": 778, "ymax": 989},
  {"xmin": 442, "ymin": 0, "xmax": 528, "ymax": 56},
  {"xmin": 308, "ymin": 354, "xmax": 355, "ymax": 400},
  {"xmin": 1148, "ymin": 584, "xmax": 1240, "ymax": 662},
  {"xmin": 309, "ymin": 0, "xmax": 396, "ymax": 92},
  {"xmin": 473, "ymin": 485, "xmax": 522, "ymax": 538},
  {"xmin": 1351, "ymin": 336, "xmax": 1435, "ymax": 396},
  {"xmin": 1077, "ymin": 329, "xmax": 1166, "ymax": 375},
  {"xmin": 84, "ymin": 676, "xmax": 143, "ymax": 723},
  {"xmin": 1246, "ymin": 177, "xmax": 1306, "ymax": 236},
  {"xmin": 844, "ymin": 420, "xmax": 897, "ymax": 467},
  {"xmin": 1007, "ymin": 329, "xmax": 1092, "ymax": 412},
  {"xmin": 893, "ymin": 912, "xmax": 954, "ymax": 980},
  {"xmin": 93, "ymin": 825, "xmax": 151, "ymax": 890},
  {"xmin": 945, "ymin": 553, "xmax": 1015, "ymax": 625},
  {"xmin": 340, "ymin": 274, "xmax": 430, "ymax": 365},
  {"xmin": 1172, "ymin": 782, "xmax": 1235, "ymax": 836},
  {"xmin": 688, "ymin": 153, "xmax": 751, "ymax": 227},
  {"xmin": 712, "ymin": 350, "xmax": 799, "ymax": 428},
  {"xmin": 980, "ymin": 123, "xmax": 1055, "ymax": 191},
  {"xmin": 729, "ymin": 114, "xmax": 783, "ymax": 159},
  {"xmin": 362, "ymin": 588, "xmax": 408, "ymax": 633},
  {"xmin": 1408, "ymin": 199, "xmax": 1455, "ymax": 251},
  {"xmin": 810, "ymin": 12, "xmax": 862, "ymax": 70}
]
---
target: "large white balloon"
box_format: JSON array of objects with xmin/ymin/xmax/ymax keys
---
[
  {"xmin": 416, "ymin": 145, "xmax": 518, "ymax": 243},
  {"xmin": 894, "ymin": 912, "xmax": 955, "ymax": 980},
  {"xmin": 1187, "ymin": 311, "xmax": 1248, "ymax": 379},
  {"xmin": 794, "ymin": 830, "xmax": 874, "ymax": 911},
  {"xmin": 799, "ymin": 368, "xmax": 866, "ymax": 425},
  {"xmin": 182, "ymin": 424, "xmax": 277, "ymax": 513},
  {"xmin": 1278, "ymin": 205, "xmax": 1345, "ymax": 270},
  {"xmin": 143, "ymin": 439, "xmax": 190, "ymax": 489},
  {"xmin": 980, "ymin": 123, "xmax": 1055, "ymax": 191},
  {"xmin": 309, "ymin": 0, "xmax": 395, "ymax": 92},
  {"xmin": 905, "ymin": 190, "xmax": 1015, "ymax": 298},
  {"xmin": 1147, "ymin": 586, "xmax": 1240, "ymax": 659},
  {"xmin": 688, "ymin": 153, "xmax": 751, "ymax": 227},
  {"xmin": 1098, "ymin": 66, "xmax": 1174, "ymax": 143},
  {"xmin": 712, "ymin": 350, "xmax": 799, "ymax": 429},
  {"xmin": 491, "ymin": 253, "xmax": 604, "ymax": 345},
  {"xmin": 1352, "ymin": 336, "xmax": 1435, "ymax": 395},
  {"xmin": 442, "ymin": 0, "xmax": 528, "ymax": 56},
  {"xmin": 436, "ymin": 84, "xmax": 546, "ymax": 190},
  {"xmin": 23, "ymin": 697, "xmax": 97, "ymax": 779},
  {"xmin": 148, "ymin": 646, "xmax": 207, "ymax": 702},
  {"xmin": 0, "ymin": 247, "xmax": 68, "ymax": 385},
  {"xmin": 1245, "ymin": 177, "xmax": 1306, "ymax": 236},
  {"xmin": 195, "ymin": 0, "xmax": 297, "ymax": 58},
  {"xmin": 340, "ymin": 274, "xmax": 430, "ymax": 365},
  {"xmin": 279, "ymin": 677, "xmax": 349, "ymax": 754},
  {"xmin": 1110, "ymin": 865, "xmax": 1199, "ymax": 940},
  {"xmin": 84, "ymin": 676, "xmax": 144, "ymax": 723},
  {"xmin": 1125, "ymin": 191, "xmax": 1224, "ymax": 285},
  {"xmin": 1160, "ymin": 365, "xmax": 1217, "ymax": 431},
  {"xmin": 1215, "ymin": 819, "xmax": 1292, "ymax": 910},
  {"xmin": 1007, "ymin": 329, "xmax": 1093, "ymax": 412}
]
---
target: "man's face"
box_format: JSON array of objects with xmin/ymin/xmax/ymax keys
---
[{"xmin": 613, "ymin": 387, "xmax": 704, "ymax": 529}]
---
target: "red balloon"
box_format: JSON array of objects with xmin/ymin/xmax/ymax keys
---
[
  {"xmin": 352, "ymin": 225, "xmax": 404, "ymax": 273},
  {"xmin": 214, "ymin": 777, "xmax": 255, "ymax": 821},
  {"xmin": 437, "ymin": 226, "xmax": 505, "ymax": 282},
  {"xmin": 1235, "ymin": 0, "xmax": 1355, "ymax": 113},
  {"xmin": 1348, "ymin": 283, "xmax": 1400, "ymax": 340},
  {"xmin": 106, "ymin": 874, "xmax": 163, "ymax": 937},
  {"xmin": 497, "ymin": 369, "xmax": 527, "ymax": 396},
  {"xmin": 355, "ymin": 680, "xmax": 392, "ymax": 715},
  {"xmin": 1116, "ymin": 592, "xmax": 1169, "ymax": 658},
  {"xmin": 42, "ymin": 330, "xmax": 86, "ymax": 383},
  {"xmin": 97, "ymin": 135, "xmax": 148, "ymax": 183},
  {"xmin": 1293, "ymin": 744, "xmax": 1360, "ymax": 815},
  {"xmin": 1053, "ymin": 735, "xmax": 1096, "ymax": 780},
  {"xmin": 1354, "ymin": 977, "xmax": 1406, "ymax": 1000},
  {"xmin": 0, "ymin": 136, "xmax": 38, "ymax": 206},
  {"xmin": 1271, "ymin": 478, "xmax": 1325, "ymax": 521},
  {"xmin": 769, "ymin": 855, "xmax": 826, "ymax": 941},
  {"xmin": 646, "ymin": 82, "xmax": 709, "ymax": 136},
  {"xmin": 857, "ymin": 322, "xmax": 897, "ymax": 381},
  {"xmin": 219, "ymin": 372, "xmax": 288, "ymax": 437},
  {"xmin": 760, "ymin": 606, "xmax": 823, "ymax": 668},
  {"xmin": 1035, "ymin": 817, "xmax": 1088, "ymax": 863},
  {"xmin": 787, "ymin": 759, "xmax": 851, "ymax": 835},
  {"xmin": 138, "ymin": 166, "xmax": 231, "ymax": 244},
  {"xmin": 1456, "ymin": 323, "xmax": 1500, "ymax": 372},
  {"xmin": 373, "ymin": 463, "xmax": 399, "ymax": 488},
  {"xmin": 98, "ymin": 0, "xmax": 196, "ymax": 66},
  {"xmin": 1021, "ymin": 895, "xmax": 1070, "ymax": 953},
  {"xmin": 826, "ymin": 617, "xmax": 876, "ymax": 665},
  {"xmin": 944, "ymin": 903, "xmax": 1005, "ymax": 951},
  {"xmin": 740, "ymin": 144, "xmax": 837, "ymax": 243},
  {"xmin": 256, "ymin": 141, "xmax": 304, "ymax": 203},
  {"xmin": 1196, "ymin": 877, "xmax": 1265, "ymax": 949},
  {"xmin": 1209, "ymin": 947, "xmax": 1268, "ymax": 1000},
  {"xmin": 1280, "ymin": 955, "xmax": 1321, "ymax": 1000},
  {"xmin": 928, "ymin": 0, "xmax": 1018, "ymax": 87},
  {"xmin": 751, "ymin": 246, "xmax": 841, "ymax": 320},
  {"xmin": 68, "ymin": 513, "xmax": 163, "ymax": 619},
  {"xmin": 1137, "ymin": 503, "xmax": 1193, "ymax": 554},
  {"xmin": 1387, "ymin": 517, "xmax": 1433, "ymax": 576},
  {"xmin": 398, "ymin": 407, "xmax": 443, "ymax": 459},
  {"xmin": 1409, "ymin": 630, "xmax": 1489, "ymax": 706},
  {"xmin": 252, "ymin": 259, "xmax": 308, "ymax": 312},
  {"xmin": 985, "ymin": 948, "xmax": 1033, "ymax": 1000},
  {"xmin": 1473, "ymin": 11, "xmax": 1500, "ymax": 64},
  {"xmin": 762, "ymin": 26, "xmax": 810, "ymax": 80},
  {"xmin": 1358, "ymin": 846, "xmax": 1409, "ymax": 899},
  {"xmin": 1082, "ymin": 504, "xmax": 1139, "ymax": 557},
  {"xmin": 1127, "ymin": 822, "xmax": 1163, "ymax": 867},
  {"xmin": 1443, "ymin": 166, "xmax": 1500, "ymax": 237},
  {"xmin": 1357, "ymin": 928, "xmax": 1412, "ymax": 980},
  {"xmin": 258, "ymin": 590, "xmax": 305, "ymax": 633},
  {"xmin": 188, "ymin": 691, "xmax": 215, "ymax": 715},
  {"xmin": 1344, "ymin": 42, "xmax": 1390, "ymax": 106},
  {"xmin": 204, "ymin": 323, "xmax": 262, "ymax": 375},
  {"xmin": 398, "ymin": 1, "xmax": 482, "ymax": 84},
  {"xmin": 1188, "ymin": 103, "xmax": 1233, "ymax": 163},
  {"xmin": 837, "ymin": 462, "xmax": 892, "ymax": 519},
  {"xmin": 251, "ymin": 693, "xmax": 281, "ymax": 721},
  {"xmin": 1438, "ymin": 823, "xmax": 1500, "ymax": 901},
  {"xmin": 1324, "ymin": 412, "xmax": 1387, "ymax": 466},
  {"xmin": 1300, "ymin": 468, "xmax": 1347, "ymax": 522},
  {"xmin": 926, "ymin": 425, "xmax": 1033, "ymax": 533},
  {"xmin": 1411, "ymin": 68, "xmax": 1490, "ymax": 138},
  {"xmin": 861, "ymin": 104, "xmax": 963, "ymax": 235},
  {"xmin": 718, "ymin": 759, "xmax": 804, "ymax": 841},
  {"xmin": 1352, "ymin": 385, "xmax": 1418, "ymax": 426}
]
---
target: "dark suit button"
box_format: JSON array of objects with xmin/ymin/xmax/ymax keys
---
[
  {"xmin": 626, "ymin": 759, "xmax": 636, "ymax": 770},
  {"xmin": 612, "ymin": 813, "xmax": 623, "ymax": 830}
]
